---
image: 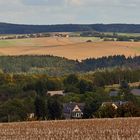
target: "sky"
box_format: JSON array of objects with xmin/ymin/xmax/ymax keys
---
[{"xmin": 0, "ymin": 0, "xmax": 140, "ymax": 25}]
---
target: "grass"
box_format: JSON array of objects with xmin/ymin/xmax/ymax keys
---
[
  {"xmin": 0, "ymin": 118, "xmax": 140, "ymax": 139},
  {"xmin": 0, "ymin": 40, "xmax": 14, "ymax": 47},
  {"xmin": 78, "ymin": 37, "xmax": 102, "ymax": 41},
  {"xmin": 118, "ymin": 33, "xmax": 140, "ymax": 37},
  {"xmin": 104, "ymin": 32, "xmax": 140, "ymax": 37}
]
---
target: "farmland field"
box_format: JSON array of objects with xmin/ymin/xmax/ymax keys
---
[
  {"xmin": 104, "ymin": 32, "xmax": 140, "ymax": 37},
  {"xmin": 0, "ymin": 118, "xmax": 140, "ymax": 140},
  {"xmin": 0, "ymin": 37, "xmax": 140, "ymax": 60}
]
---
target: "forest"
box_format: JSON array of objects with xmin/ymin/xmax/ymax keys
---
[
  {"xmin": 0, "ymin": 23, "xmax": 140, "ymax": 34},
  {"xmin": 0, "ymin": 55, "xmax": 140, "ymax": 122},
  {"xmin": 0, "ymin": 55, "xmax": 140, "ymax": 75}
]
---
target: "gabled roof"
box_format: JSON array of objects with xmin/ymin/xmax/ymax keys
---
[
  {"xmin": 109, "ymin": 91, "xmax": 119, "ymax": 97},
  {"xmin": 63, "ymin": 102, "xmax": 85, "ymax": 114},
  {"xmin": 72, "ymin": 105, "xmax": 82, "ymax": 112},
  {"xmin": 47, "ymin": 90, "xmax": 64, "ymax": 96}
]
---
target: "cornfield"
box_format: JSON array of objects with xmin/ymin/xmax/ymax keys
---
[{"xmin": 0, "ymin": 118, "xmax": 140, "ymax": 140}]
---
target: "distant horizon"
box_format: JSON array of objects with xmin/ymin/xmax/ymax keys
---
[{"xmin": 1, "ymin": 22, "xmax": 140, "ymax": 26}]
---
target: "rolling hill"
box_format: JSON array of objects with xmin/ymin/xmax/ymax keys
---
[
  {"xmin": 0, "ymin": 37, "xmax": 139, "ymax": 60},
  {"xmin": 0, "ymin": 23, "xmax": 140, "ymax": 34}
]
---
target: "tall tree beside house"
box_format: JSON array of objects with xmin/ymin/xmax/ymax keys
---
[
  {"xmin": 47, "ymin": 96, "xmax": 63, "ymax": 120},
  {"xmin": 83, "ymin": 98, "xmax": 101, "ymax": 118},
  {"xmin": 34, "ymin": 96, "xmax": 46, "ymax": 120},
  {"xmin": 83, "ymin": 100, "xmax": 98, "ymax": 118},
  {"xmin": 83, "ymin": 88, "xmax": 110, "ymax": 118}
]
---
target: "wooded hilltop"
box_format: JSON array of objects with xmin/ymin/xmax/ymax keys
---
[{"xmin": 0, "ymin": 23, "xmax": 140, "ymax": 34}]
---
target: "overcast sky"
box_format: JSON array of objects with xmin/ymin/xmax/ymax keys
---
[{"xmin": 0, "ymin": 0, "xmax": 140, "ymax": 24}]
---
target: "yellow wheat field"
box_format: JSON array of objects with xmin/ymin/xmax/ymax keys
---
[
  {"xmin": 0, "ymin": 37, "xmax": 140, "ymax": 60},
  {"xmin": 0, "ymin": 118, "xmax": 140, "ymax": 140}
]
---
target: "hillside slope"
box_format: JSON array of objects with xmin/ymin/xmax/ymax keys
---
[{"xmin": 0, "ymin": 37, "xmax": 140, "ymax": 60}]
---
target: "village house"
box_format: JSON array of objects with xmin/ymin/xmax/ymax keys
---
[
  {"xmin": 47, "ymin": 90, "xmax": 64, "ymax": 96},
  {"xmin": 130, "ymin": 89, "xmax": 140, "ymax": 96},
  {"xmin": 101, "ymin": 102, "xmax": 118, "ymax": 109},
  {"xmin": 71, "ymin": 105, "xmax": 83, "ymax": 119},
  {"xmin": 63, "ymin": 102, "xmax": 85, "ymax": 119},
  {"xmin": 51, "ymin": 32, "xmax": 69, "ymax": 38},
  {"xmin": 102, "ymin": 101, "xmax": 129, "ymax": 110},
  {"xmin": 109, "ymin": 90, "xmax": 119, "ymax": 97},
  {"xmin": 27, "ymin": 113, "xmax": 35, "ymax": 121}
]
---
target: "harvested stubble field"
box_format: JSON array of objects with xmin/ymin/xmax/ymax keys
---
[
  {"xmin": 0, "ymin": 118, "xmax": 140, "ymax": 140},
  {"xmin": 0, "ymin": 37, "xmax": 140, "ymax": 60}
]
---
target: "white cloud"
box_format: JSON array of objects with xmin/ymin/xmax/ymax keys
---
[
  {"xmin": 21, "ymin": 0, "xmax": 64, "ymax": 6},
  {"xmin": 0, "ymin": 0, "xmax": 139, "ymax": 24}
]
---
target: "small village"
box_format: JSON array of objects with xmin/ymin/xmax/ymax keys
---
[
  {"xmin": 27, "ymin": 85, "xmax": 140, "ymax": 120},
  {"xmin": 0, "ymin": 33, "xmax": 70, "ymax": 40}
]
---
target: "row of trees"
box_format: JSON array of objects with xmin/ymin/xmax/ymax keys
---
[
  {"xmin": 0, "ymin": 95, "xmax": 63, "ymax": 122},
  {"xmin": 93, "ymin": 68, "xmax": 140, "ymax": 86},
  {"xmin": 0, "ymin": 55, "xmax": 140, "ymax": 75},
  {"xmin": 34, "ymin": 95, "xmax": 63, "ymax": 120},
  {"xmin": 80, "ymin": 31, "xmax": 140, "ymax": 41},
  {"xmin": 0, "ymin": 68, "xmax": 140, "ymax": 96},
  {"xmin": 80, "ymin": 55, "xmax": 140, "ymax": 72},
  {"xmin": 0, "ymin": 55, "xmax": 77, "ymax": 75}
]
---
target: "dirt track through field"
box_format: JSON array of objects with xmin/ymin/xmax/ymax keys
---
[{"xmin": 0, "ymin": 37, "xmax": 140, "ymax": 60}]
